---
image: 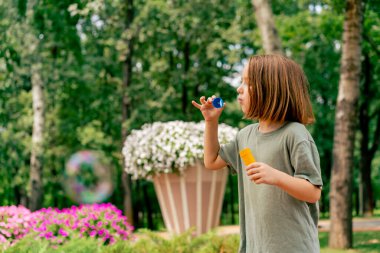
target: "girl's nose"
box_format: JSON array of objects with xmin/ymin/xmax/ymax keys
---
[{"xmin": 237, "ymin": 85, "xmax": 242, "ymax": 94}]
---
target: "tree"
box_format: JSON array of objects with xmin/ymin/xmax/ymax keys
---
[
  {"xmin": 357, "ymin": 1, "xmax": 380, "ymax": 216},
  {"xmin": 358, "ymin": 52, "xmax": 379, "ymax": 217},
  {"xmin": 329, "ymin": 0, "xmax": 362, "ymax": 248},
  {"xmin": 29, "ymin": 62, "xmax": 44, "ymax": 211},
  {"xmin": 27, "ymin": 0, "xmax": 44, "ymax": 211},
  {"xmin": 251, "ymin": 0, "xmax": 282, "ymax": 54},
  {"xmin": 121, "ymin": 0, "xmax": 135, "ymax": 225}
]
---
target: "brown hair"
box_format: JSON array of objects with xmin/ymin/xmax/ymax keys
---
[{"xmin": 245, "ymin": 55, "xmax": 315, "ymax": 124}]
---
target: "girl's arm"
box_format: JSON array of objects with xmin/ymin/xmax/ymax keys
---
[
  {"xmin": 204, "ymin": 120, "xmax": 227, "ymax": 170},
  {"xmin": 275, "ymin": 172, "xmax": 321, "ymax": 203},
  {"xmin": 246, "ymin": 163, "xmax": 321, "ymax": 203},
  {"xmin": 192, "ymin": 96, "xmax": 227, "ymax": 170}
]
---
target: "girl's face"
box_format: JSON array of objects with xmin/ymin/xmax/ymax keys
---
[{"xmin": 236, "ymin": 64, "xmax": 250, "ymax": 114}]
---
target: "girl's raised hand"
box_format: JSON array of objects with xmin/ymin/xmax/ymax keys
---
[{"xmin": 191, "ymin": 95, "xmax": 225, "ymax": 122}]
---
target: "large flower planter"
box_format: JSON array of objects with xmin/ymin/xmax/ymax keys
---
[{"xmin": 153, "ymin": 162, "xmax": 228, "ymax": 236}]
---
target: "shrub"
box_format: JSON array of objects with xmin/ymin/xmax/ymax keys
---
[
  {"xmin": 0, "ymin": 203, "xmax": 134, "ymax": 250},
  {"xmin": 0, "ymin": 206, "xmax": 33, "ymax": 250},
  {"xmin": 122, "ymin": 121, "xmax": 237, "ymax": 180},
  {"xmin": 29, "ymin": 203, "xmax": 134, "ymax": 246}
]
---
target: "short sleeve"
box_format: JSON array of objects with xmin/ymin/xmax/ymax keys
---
[
  {"xmin": 291, "ymin": 140, "xmax": 323, "ymax": 187},
  {"xmin": 219, "ymin": 133, "xmax": 240, "ymax": 173}
]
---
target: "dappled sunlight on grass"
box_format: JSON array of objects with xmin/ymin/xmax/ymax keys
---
[
  {"xmin": 320, "ymin": 232, "xmax": 380, "ymax": 253},
  {"xmin": 321, "ymin": 249, "xmax": 359, "ymax": 253},
  {"xmin": 373, "ymin": 209, "xmax": 380, "ymax": 218}
]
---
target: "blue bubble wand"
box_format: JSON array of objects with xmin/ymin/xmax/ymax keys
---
[{"xmin": 212, "ymin": 97, "xmax": 224, "ymax": 108}]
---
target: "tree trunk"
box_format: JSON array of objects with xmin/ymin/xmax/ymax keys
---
[
  {"xmin": 320, "ymin": 149, "xmax": 332, "ymax": 214},
  {"xmin": 329, "ymin": 0, "xmax": 362, "ymax": 248},
  {"xmin": 182, "ymin": 40, "xmax": 190, "ymax": 115},
  {"xmin": 358, "ymin": 53, "xmax": 375, "ymax": 217},
  {"xmin": 251, "ymin": 0, "xmax": 282, "ymax": 54},
  {"xmin": 29, "ymin": 63, "xmax": 44, "ymax": 211},
  {"xmin": 132, "ymin": 180, "xmax": 141, "ymax": 228},
  {"xmin": 121, "ymin": 0, "xmax": 134, "ymax": 225},
  {"xmin": 143, "ymin": 182, "xmax": 154, "ymax": 229}
]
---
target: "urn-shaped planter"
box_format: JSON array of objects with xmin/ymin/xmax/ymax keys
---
[
  {"xmin": 153, "ymin": 162, "xmax": 228, "ymax": 235},
  {"xmin": 122, "ymin": 121, "xmax": 238, "ymax": 235}
]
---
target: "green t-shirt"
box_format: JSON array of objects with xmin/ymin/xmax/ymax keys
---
[{"xmin": 219, "ymin": 122, "xmax": 323, "ymax": 253}]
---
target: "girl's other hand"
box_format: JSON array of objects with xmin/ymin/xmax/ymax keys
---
[
  {"xmin": 245, "ymin": 162, "xmax": 282, "ymax": 186},
  {"xmin": 191, "ymin": 95, "xmax": 225, "ymax": 122}
]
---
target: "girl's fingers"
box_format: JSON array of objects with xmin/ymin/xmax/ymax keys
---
[
  {"xmin": 246, "ymin": 166, "xmax": 260, "ymax": 175},
  {"xmin": 192, "ymin": 100, "xmax": 201, "ymax": 109},
  {"xmin": 247, "ymin": 170, "xmax": 260, "ymax": 176},
  {"xmin": 196, "ymin": 96, "xmax": 222, "ymax": 108},
  {"xmin": 245, "ymin": 163, "xmax": 260, "ymax": 171},
  {"xmin": 193, "ymin": 96, "xmax": 214, "ymax": 109},
  {"xmin": 254, "ymin": 173, "xmax": 262, "ymax": 179},
  {"xmin": 250, "ymin": 173, "xmax": 264, "ymax": 184}
]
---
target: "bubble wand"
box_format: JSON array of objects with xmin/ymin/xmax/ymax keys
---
[
  {"xmin": 239, "ymin": 148, "xmax": 255, "ymax": 166},
  {"xmin": 212, "ymin": 97, "xmax": 224, "ymax": 108}
]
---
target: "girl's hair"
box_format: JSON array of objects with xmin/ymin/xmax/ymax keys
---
[{"xmin": 245, "ymin": 54, "xmax": 315, "ymax": 124}]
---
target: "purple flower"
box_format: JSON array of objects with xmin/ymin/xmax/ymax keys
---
[
  {"xmin": 0, "ymin": 203, "xmax": 134, "ymax": 249},
  {"xmin": 58, "ymin": 228, "xmax": 69, "ymax": 237},
  {"xmin": 89, "ymin": 230, "xmax": 97, "ymax": 237},
  {"xmin": 44, "ymin": 231, "xmax": 54, "ymax": 239}
]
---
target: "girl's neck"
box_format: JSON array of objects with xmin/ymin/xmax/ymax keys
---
[{"xmin": 258, "ymin": 120, "xmax": 285, "ymax": 133}]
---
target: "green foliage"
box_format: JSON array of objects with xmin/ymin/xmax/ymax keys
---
[
  {"xmin": 4, "ymin": 234, "xmax": 104, "ymax": 253},
  {"xmin": 3, "ymin": 229, "xmax": 241, "ymax": 253},
  {"xmin": 4, "ymin": 230, "xmax": 380, "ymax": 253},
  {"xmin": 3, "ymin": 234, "xmax": 49, "ymax": 253}
]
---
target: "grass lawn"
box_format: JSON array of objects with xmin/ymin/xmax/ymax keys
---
[{"xmin": 320, "ymin": 232, "xmax": 380, "ymax": 253}]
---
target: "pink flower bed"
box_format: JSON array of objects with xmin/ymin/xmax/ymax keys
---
[
  {"xmin": 0, "ymin": 203, "xmax": 134, "ymax": 249},
  {"xmin": 0, "ymin": 205, "xmax": 32, "ymax": 249}
]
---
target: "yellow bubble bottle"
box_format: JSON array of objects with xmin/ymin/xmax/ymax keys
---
[{"xmin": 239, "ymin": 148, "xmax": 256, "ymax": 166}]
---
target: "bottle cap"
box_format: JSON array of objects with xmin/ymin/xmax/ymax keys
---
[{"xmin": 212, "ymin": 97, "xmax": 224, "ymax": 108}]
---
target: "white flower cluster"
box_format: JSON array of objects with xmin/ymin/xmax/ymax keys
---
[{"xmin": 122, "ymin": 121, "xmax": 238, "ymax": 180}]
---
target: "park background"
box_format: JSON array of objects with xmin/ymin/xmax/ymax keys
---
[{"xmin": 0, "ymin": 0, "xmax": 380, "ymax": 252}]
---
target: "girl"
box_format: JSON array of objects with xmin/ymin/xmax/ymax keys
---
[{"xmin": 192, "ymin": 55, "xmax": 323, "ymax": 253}]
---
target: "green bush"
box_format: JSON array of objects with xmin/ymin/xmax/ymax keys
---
[
  {"xmin": 3, "ymin": 229, "xmax": 240, "ymax": 253},
  {"xmin": 102, "ymin": 229, "xmax": 239, "ymax": 253},
  {"xmin": 4, "ymin": 229, "xmax": 380, "ymax": 253}
]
